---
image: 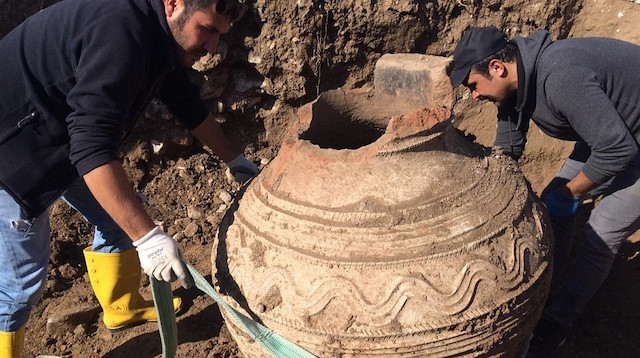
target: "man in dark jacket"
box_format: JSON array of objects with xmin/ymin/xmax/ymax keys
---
[
  {"xmin": 447, "ymin": 26, "xmax": 640, "ymax": 357},
  {"xmin": 0, "ymin": 0, "xmax": 259, "ymax": 354}
]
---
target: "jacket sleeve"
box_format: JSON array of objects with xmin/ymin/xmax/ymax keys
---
[
  {"xmin": 544, "ymin": 66, "xmax": 638, "ymax": 184},
  {"xmin": 157, "ymin": 67, "xmax": 210, "ymax": 130},
  {"xmin": 65, "ymin": 13, "xmax": 148, "ymax": 177},
  {"xmin": 495, "ymin": 104, "xmax": 529, "ymax": 160}
]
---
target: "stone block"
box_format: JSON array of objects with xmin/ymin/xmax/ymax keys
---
[{"xmin": 373, "ymin": 54, "xmax": 453, "ymax": 111}]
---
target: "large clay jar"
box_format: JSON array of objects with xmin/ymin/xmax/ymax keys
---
[{"xmin": 213, "ymin": 55, "xmax": 552, "ymax": 357}]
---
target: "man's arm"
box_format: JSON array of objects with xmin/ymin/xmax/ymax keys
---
[
  {"xmin": 190, "ymin": 113, "xmax": 242, "ymax": 162},
  {"xmin": 158, "ymin": 67, "xmax": 259, "ymax": 182},
  {"xmin": 564, "ymin": 171, "xmax": 597, "ymax": 198},
  {"xmin": 545, "ymin": 66, "xmax": 638, "ymax": 185},
  {"xmin": 191, "ymin": 113, "xmax": 260, "ymax": 183},
  {"xmin": 544, "ymin": 171, "xmax": 597, "ymax": 218},
  {"xmin": 83, "ymin": 160, "xmax": 155, "ymax": 240},
  {"xmin": 83, "ymin": 161, "xmax": 190, "ymax": 286}
]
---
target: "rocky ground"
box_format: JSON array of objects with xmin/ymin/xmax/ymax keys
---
[{"xmin": 1, "ymin": 0, "xmax": 638, "ymax": 357}]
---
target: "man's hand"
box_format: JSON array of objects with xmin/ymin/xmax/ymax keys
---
[
  {"xmin": 544, "ymin": 186, "xmax": 581, "ymax": 218},
  {"xmin": 227, "ymin": 154, "xmax": 259, "ymax": 183},
  {"xmin": 133, "ymin": 226, "xmax": 191, "ymax": 288}
]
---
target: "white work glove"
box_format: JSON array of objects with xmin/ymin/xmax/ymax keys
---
[
  {"xmin": 227, "ymin": 154, "xmax": 259, "ymax": 183},
  {"xmin": 133, "ymin": 226, "xmax": 191, "ymax": 288}
]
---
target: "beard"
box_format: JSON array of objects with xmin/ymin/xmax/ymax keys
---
[
  {"xmin": 482, "ymin": 74, "xmax": 515, "ymax": 107},
  {"xmin": 167, "ymin": 12, "xmax": 206, "ymax": 67}
]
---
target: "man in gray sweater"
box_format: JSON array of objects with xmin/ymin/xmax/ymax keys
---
[{"xmin": 447, "ymin": 26, "xmax": 640, "ymax": 357}]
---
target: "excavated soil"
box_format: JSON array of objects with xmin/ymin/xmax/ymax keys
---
[{"xmin": 0, "ymin": 0, "xmax": 637, "ymax": 357}]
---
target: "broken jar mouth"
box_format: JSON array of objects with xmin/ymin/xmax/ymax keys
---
[
  {"xmin": 297, "ymin": 88, "xmax": 454, "ymax": 154},
  {"xmin": 298, "ymin": 89, "xmax": 397, "ymax": 150}
]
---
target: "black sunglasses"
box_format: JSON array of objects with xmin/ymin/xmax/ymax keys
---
[{"xmin": 216, "ymin": 0, "xmax": 248, "ymax": 23}]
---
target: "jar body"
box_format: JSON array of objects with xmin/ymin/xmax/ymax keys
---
[{"xmin": 213, "ymin": 89, "xmax": 552, "ymax": 357}]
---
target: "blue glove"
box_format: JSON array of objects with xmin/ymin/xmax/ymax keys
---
[
  {"xmin": 544, "ymin": 187, "xmax": 581, "ymax": 218},
  {"xmin": 227, "ymin": 154, "xmax": 260, "ymax": 184}
]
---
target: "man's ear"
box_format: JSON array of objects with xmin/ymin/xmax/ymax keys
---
[
  {"xmin": 488, "ymin": 59, "xmax": 507, "ymax": 78},
  {"xmin": 164, "ymin": 0, "xmax": 182, "ymax": 18}
]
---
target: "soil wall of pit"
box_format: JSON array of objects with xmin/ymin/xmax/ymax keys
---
[
  {"xmin": 1, "ymin": 0, "xmax": 583, "ymax": 157},
  {"xmin": 241, "ymin": 0, "xmax": 582, "ymax": 145}
]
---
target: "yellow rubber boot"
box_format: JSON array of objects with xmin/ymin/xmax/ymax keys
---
[
  {"xmin": 84, "ymin": 247, "xmax": 182, "ymax": 330},
  {"xmin": 0, "ymin": 326, "xmax": 24, "ymax": 358}
]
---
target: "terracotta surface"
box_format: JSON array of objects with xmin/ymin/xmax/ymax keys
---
[{"xmin": 213, "ymin": 56, "xmax": 553, "ymax": 357}]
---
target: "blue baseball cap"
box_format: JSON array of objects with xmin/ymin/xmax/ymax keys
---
[{"xmin": 449, "ymin": 26, "xmax": 508, "ymax": 87}]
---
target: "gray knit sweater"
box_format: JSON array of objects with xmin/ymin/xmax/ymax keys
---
[{"xmin": 495, "ymin": 30, "xmax": 640, "ymax": 184}]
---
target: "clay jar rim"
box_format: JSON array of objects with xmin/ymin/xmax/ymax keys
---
[{"xmin": 282, "ymin": 88, "xmax": 453, "ymax": 160}]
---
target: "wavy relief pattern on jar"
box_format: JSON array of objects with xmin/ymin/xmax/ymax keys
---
[{"xmin": 213, "ymin": 54, "xmax": 553, "ymax": 358}]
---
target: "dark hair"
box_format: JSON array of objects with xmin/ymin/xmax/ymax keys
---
[
  {"xmin": 470, "ymin": 41, "xmax": 518, "ymax": 78},
  {"xmin": 178, "ymin": 0, "xmax": 247, "ymax": 28}
]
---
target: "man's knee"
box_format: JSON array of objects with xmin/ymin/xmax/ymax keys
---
[
  {"xmin": 587, "ymin": 207, "xmax": 636, "ymax": 255},
  {"xmin": 581, "ymin": 223, "xmax": 619, "ymax": 259},
  {"xmin": 0, "ymin": 284, "xmax": 44, "ymax": 331}
]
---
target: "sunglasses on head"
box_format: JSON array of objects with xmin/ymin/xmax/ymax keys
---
[{"xmin": 216, "ymin": 0, "xmax": 248, "ymax": 23}]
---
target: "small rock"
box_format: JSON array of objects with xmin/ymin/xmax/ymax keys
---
[
  {"xmin": 224, "ymin": 168, "xmax": 235, "ymax": 184},
  {"xmin": 218, "ymin": 190, "xmax": 233, "ymax": 205},
  {"xmin": 57, "ymin": 264, "xmax": 79, "ymax": 281},
  {"xmin": 230, "ymin": 96, "xmax": 262, "ymax": 112},
  {"xmin": 153, "ymin": 219, "xmax": 164, "ymax": 227},
  {"xmin": 191, "ymin": 41, "xmax": 227, "ymax": 71},
  {"xmin": 184, "ymin": 222, "xmax": 200, "ymax": 237},
  {"xmin": 46, "ymin": 305, "xmax": 100, "ymax": 338},
  {"xmin": 73, "ymin": 324, "xmax": 87, "ymax": 335},
  {"xmin": 248, "ymin": 54, "xmax": 262, "ymax": 64},
  {"xmin": 209, "ymin": 100, "xmax": 225, "ymax": 113},
  {"xmin": 187, "ymin": 205, "xmax": 203, "ymax": 219},
  {"xmin": 212, "ymin": 114, "xmax": 227, "ymax": 123},
  {"xmin": 150, "ymin": 139, "xmax": 164, "ymax": 154},
  {"xmin": 174, "ymin": 217, "xmax": 192, "ymax": 230}
]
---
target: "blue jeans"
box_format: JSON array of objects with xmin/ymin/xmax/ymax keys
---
[
  {"xmin": 0, "ymin": 178, "xmax": 131, "ymax": 331},
  {"xmin": 542, "ymin": 142, "xmax": 640, "ymax": 329}
]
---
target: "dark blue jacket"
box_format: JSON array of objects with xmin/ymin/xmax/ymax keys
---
[
  {"xmin": 495, "ymin": 31, "xmax": 640, "ymax": 184},
  {"xmin": 0, "ymin": 0, "xmax": 209, "ymax": 217}
]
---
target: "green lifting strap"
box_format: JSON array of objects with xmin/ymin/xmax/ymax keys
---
[
  {"xmin": 150, "ymin": 263, "xmax": 317, "ymax": 358},
  {"xmin": 150, "ymin": 278, "xmax": 179, "ymax": 358}
]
